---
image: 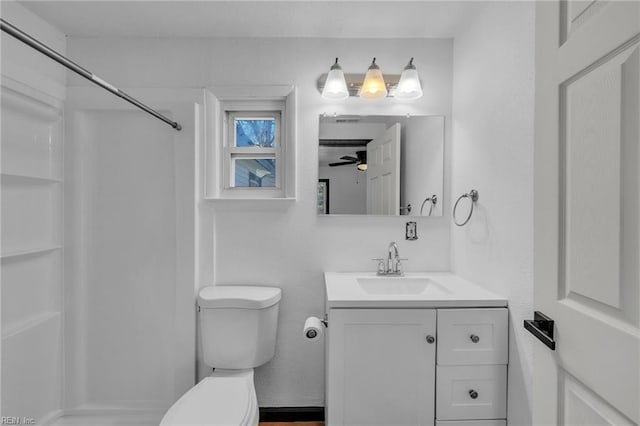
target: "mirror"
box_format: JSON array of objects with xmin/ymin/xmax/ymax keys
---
[{"xmin": 318, "ymin": 115, "xmax": 444, "ymax": 216}]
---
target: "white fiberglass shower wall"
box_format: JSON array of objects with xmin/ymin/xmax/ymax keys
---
[
  {"xmin": 63, "ymin": 91, "xmax": 197, "ymax": 420},
  {"xmin": 1, "ymin": 3, "xmax": 66, "ymax": 423},
  {"xmin": 1, "ymin": 3, "xmax": 198, "ymax": 423}
]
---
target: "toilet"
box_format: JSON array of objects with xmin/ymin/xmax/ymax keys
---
[{"xmin": 160, "ymin": 285, "xmax": 282, "ymax": 426}]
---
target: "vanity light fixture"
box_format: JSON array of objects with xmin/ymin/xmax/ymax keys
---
[
  {"xmin": 321, "ymin": 58, "xmax": 349, "ymax": 100},
  {"xmin": 317, "ymin": 57, "xmax": 422, "ymax": 100},
  {"xmin": 395, "ymin": 58, "xmax": 423, "ymax": 100},
  {"xmin": 360, "ymin": 58, "xmax": 388, "ymax": 99}
]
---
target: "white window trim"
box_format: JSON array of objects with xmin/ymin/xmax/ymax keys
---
[{"xmin": 204, "ymin": 85, "xmax": 297, "ymax": 200}]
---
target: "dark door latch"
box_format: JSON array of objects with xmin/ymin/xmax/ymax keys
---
[{"xmin": 524, "ymin": 311, "xmax": 556, "ymax": 350}]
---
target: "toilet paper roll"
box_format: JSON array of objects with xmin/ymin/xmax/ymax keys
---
[{"xmin": 303, "ymin": 316, "xmax": 324, "ymax": 340}]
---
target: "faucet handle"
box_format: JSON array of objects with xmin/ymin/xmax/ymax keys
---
[
  {"xmin": 371, "ymin": 258, "xmax": 386, "ymax": 274},
  {"xmin": 395, "ymin": 258, "xmax": 408, "ymax": 274}
]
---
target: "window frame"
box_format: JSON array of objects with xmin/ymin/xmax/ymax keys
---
[{"xmin": 204, "ymin": 86, "xmax": 296, "ymax": 200}]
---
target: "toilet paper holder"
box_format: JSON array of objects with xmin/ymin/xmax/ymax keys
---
[
  {"xmin": 303, "ymin": 314, "xmax": 329, "ymax": 340},
  {"xmin": 321, "ymin": 314, "xmax": 328, "ymax": 328}
]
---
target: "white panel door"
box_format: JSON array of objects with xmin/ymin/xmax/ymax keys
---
[
  {"xmin": 327, "ymin": 309, "xmax": 436, "ymax": 426},
  {"xmin": 366, "ymin": 123, "xmax": 401, "ymax": 215},
  {"xmin": 534, "ymin": 1, "xmax": 639, "ymax": 424}
]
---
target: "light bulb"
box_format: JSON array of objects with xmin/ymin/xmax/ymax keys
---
[
  {"xmin": 395, "ymin": 57, "xmax": 423, "ymax": 100},
  {"xmin": 322, "ymin": 58, "xmax": 349, "ymax": 100},
  {"xmin": 360, "ymin": 58, "xmax": 387, "ymax": 99}
]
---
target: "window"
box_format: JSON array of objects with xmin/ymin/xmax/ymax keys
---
[
  {"xmin": 225, "ymin": 110, "xmax": 281, "ymax": 189},
  {"xmin": 205, "ymin": 86, "xmax": 296, "ymax": 200}
]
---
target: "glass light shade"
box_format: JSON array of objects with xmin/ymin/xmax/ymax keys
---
[
  {"xmin": 357, "ymin": 163, "xmax": 368, "ymax": 171},
  {"xmin": 360, "ymin": 58, "xmax": 387, "ymax": 99},
  {"xmin": 396, "ymin": 68, "xmax": 423, "ymax": 100},
  {"xmin": 322, "ymin": 59, "xmax": 349, "ymax": 99}
]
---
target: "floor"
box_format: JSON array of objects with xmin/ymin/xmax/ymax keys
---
[
  {"xmin": 51, "ymin": 416, "xmax": 324, "ymax": 426},
  {"xmin": 260, "ymin": 423, "xmax": 324, "ymax": 426}
]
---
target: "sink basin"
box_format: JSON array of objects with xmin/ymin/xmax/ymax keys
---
[
  {"xmin": 324, "ymin": 272, "xmax": 507, "ymax": 308},
  {"xmin": 357, "ymin": 277, "xmax": 452, "ymax": 295}
]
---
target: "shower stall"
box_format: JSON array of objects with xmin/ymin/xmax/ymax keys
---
[{"xmin": 1, "ymin": 6, "xmax": 199, "ymax": 423}]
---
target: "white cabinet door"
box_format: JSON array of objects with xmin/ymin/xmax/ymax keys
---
[{"xmin": 327, "ymin": 309, "xmax": 436, "ymax": 426}]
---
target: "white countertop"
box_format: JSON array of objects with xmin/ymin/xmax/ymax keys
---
[{"xmin": 325, "ymin": 272, "xmax": 507, "ymax": 309}]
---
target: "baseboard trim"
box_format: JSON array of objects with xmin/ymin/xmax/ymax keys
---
[
  {"xmin": 60, "ymin": 406, "xmax": 166, "ymax": 417},
  {"xmin": 51, "ymin": 405, "xmax": 324, "ymax": 423},
  {"xmin": 40, "ymin": 409, "xmax": 64, "ymax": 426},
  {"xmin": 259, "ymin": 406, "xmax": 325, "ymax": 422},
  {"xmin": 49, "ymin": 406, "xmax": 165, "ymax": 425}
]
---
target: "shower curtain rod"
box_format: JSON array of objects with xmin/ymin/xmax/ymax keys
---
[{"xmin": 1, "ymin": 19, "xmax": 182, "ymax": 131}]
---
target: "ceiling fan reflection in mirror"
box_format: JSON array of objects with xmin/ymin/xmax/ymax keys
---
[{"xmin": 328, "ymin": 150, "xmax": 368, "ymax": 171}]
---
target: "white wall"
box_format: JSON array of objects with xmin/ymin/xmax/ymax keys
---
[
  {"xmin": 0, "ymin": 2, "xmax": 66, "ymax": 423},
  {"xmin": 318, "ymin": 165, "xmax": 367, "ymax": 215},
  {"xmin": 451, "ymin": 3, "xmax": 535, "ymax": 425},
  {"xmin": 403, "ymin": 116, "xmax": 445, "ymax": 217},
  {"xmin": 66, "ymin": 37, "xmax": 454, "ymax": 407}
]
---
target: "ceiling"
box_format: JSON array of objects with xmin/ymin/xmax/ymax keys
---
[{"xmin": 19, "ymin": 1, "xmax": 484, "ymax": 38}]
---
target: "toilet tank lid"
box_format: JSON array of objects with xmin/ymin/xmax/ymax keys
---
[{"xmin": 198, "ymin": 285, "xmax": 281, "ymax": 309}]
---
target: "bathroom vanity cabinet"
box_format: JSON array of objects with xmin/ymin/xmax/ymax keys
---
[
  {"xmin": 324, "ymin": 272, "xmax": 509, "ymax": 426},
  {"xmin": 326, "ymin": 307, "xmax": 508, "ymax": 426}
]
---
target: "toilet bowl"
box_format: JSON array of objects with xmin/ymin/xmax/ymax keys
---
[
  {"xmin": 160, "ymin": 370, "xmax": 258, "ymax": 426},
  {"xmin": 160, "ymin": 285, "xmax": 281, "ymax": 426}
]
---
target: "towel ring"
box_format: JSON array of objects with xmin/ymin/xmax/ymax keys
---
[
  {"xmin": 420, "ymin": 195, "xmax": 438, "ymax": 216},
  {"xmin": 453, "ymin": 189, "xmax": 479, "ymax": 226}
]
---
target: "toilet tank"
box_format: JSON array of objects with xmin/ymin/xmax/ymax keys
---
[{"xmin": 198, "ymin": 285, "xmax": 281, "ymax": 369}]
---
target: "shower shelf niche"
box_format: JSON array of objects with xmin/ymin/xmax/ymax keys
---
[
  {"xmin": 1, "ymin": 245, "xmax": 62, "ymax": 260},
  {"xmin": 1, "ymin": 172, "xmax": 63, "ymax": 184}
]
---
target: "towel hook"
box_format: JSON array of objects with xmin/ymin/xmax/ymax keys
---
[{"xmin": 453, "ymin": 189, "xmax": 479, "ymax": 226}]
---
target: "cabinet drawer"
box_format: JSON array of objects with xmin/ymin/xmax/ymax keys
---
[
  {"xmin": 436, "ymin": 365, "xmax": 507, "ymax": 420},
  {"xmin": 436, "ymin": 421, "xmax": 506, "ymax": 426},
  {"xmin": 437, "ymin": 308, "xmax": 508, "ymax": 365}
]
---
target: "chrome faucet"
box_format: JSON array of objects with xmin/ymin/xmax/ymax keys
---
[
  {"xmin": 387, "ymin": 241, "xmax": 399, "ymax": 273},
  {"xmin": 373, "ymin": 241, "xmax": 406, "ymax": 276}
]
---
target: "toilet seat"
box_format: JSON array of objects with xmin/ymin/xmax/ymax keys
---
[{"xmin": 160, "ymin": 369, "xmax": 258, "ymax": 426}]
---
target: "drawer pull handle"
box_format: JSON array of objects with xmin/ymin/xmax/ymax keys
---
[
  {"xmin": 469, "ymin": 389, "xmax": 479, "ymax": 399},
  {"xmin": 470, "ymin": 334, "xmax": 480, "ymax": 343},
  {"xmin": 426, "ymin": 335, "xmax": 435, "ymax": 344}
]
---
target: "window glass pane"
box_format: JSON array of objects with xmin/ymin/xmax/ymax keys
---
[
  {"xmin": 235, "ymin": 119, "xmax": 276, "ymax": 147},
  {"xmin": 232, "ymin": 158, "xmax": 276, "ymax": 188}
]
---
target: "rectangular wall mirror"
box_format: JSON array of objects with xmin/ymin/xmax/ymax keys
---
[{"xmin": 318, "ymin": 115, "xmax": 444, "ymax": 216}]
